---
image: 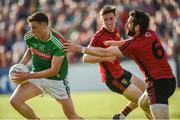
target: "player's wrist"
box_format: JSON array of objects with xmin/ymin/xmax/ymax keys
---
[{"xmin": 81, "ymin": 47, "xmax": 86, "ymax": 53}]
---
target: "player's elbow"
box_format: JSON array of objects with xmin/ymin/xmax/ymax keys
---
[{"xmin": 51, "ymin": 69, "xmax": 59, "ymax": 76}]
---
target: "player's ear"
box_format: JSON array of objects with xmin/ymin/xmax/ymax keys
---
[
  {"xmin": 99, "ymin": 16, "xmax": 103, "ymax": 24},
  {"xmin": 114, "ymin": 16, "xmax": 117, "ymax": 23},
  {"xmin": 135, "ymin": 24, "xmax": 140, "ymax": 32}
]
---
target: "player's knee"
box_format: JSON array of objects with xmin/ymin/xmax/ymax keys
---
[
  {"xmin": 138, "ymin": 98, "xmax": 148, "ymax": 110},
  {"xmin": 9, "ymin": 97, "xmax": 23, "ymax": 108}
]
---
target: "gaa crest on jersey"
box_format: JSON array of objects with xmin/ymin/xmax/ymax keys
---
[
  {"xmin": 32, "ymin": 43, "xmax": 38, "ymax": 48},
  {"xmin": 145, "ymin": 32, "xmax": 151, "ymax": 37}
]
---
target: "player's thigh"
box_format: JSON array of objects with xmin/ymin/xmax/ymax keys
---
[
  {"xmin": 130, "ymin": 74, "xmax": 146, "ymax": 92},
  {"xmin": 123, "ymin": 83, "xmax": 143, "ymax": 104},
  {"xmin": 147, "ymin": 78, "xmax": 176, "ymax": 104},
  {"xmin": 10, "ymin": 82, "xmax": 42, "ymax": 102}
]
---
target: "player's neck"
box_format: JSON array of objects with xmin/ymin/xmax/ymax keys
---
[
  {"xmin": 39, "ymin": 29, "xmax": 50, "ymax": 41},
  {"xmin": 133, "ymin": 31, "xmax": 140, "ymax": 37},
  {"xmin": 104, "ymin": 27, "xmax": 115, "ymax": 32}
]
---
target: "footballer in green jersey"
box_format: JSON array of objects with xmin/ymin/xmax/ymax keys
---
[
  {"xmin": 9, "ymin": 12, "xmax": 82, "ymax": 120},
  {"xmin": 24, "ymin": 30, "xmax": 68, "ymax": 80}
]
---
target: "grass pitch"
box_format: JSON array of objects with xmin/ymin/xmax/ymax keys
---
[{"xmin": 0, "ymin": 89, "xmax": 180, "ymax": 120}]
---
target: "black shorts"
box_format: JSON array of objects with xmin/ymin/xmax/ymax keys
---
[
  {"xmin": 105, "ymin": 70, "xmax": 132, "ymax": 94},
  {"xmin": 146, "ymin": 78, "xmax": 176, "ymax": 105}
]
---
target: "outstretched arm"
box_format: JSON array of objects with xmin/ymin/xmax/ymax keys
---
[
  {"xmin": 63, "ymin": 41, "xmax": 124, "ymax": 57},
  {"xmin": 84, "ymin": 46, "xmax": 122, "ymax": 57},
  {"xmin": 83, "ymin": 54, "xmax": 116, "ymax": 63}
]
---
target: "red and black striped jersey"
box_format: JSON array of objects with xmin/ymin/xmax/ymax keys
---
[
  {"xmin": 119, "ymin": 30, "xmax": 174, "ymax": 81},
  {"xmin": 89, "ymin": 27, "xmax": 124, "ymax": 82}
]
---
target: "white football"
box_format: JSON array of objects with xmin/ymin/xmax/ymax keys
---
[{"xmin": 9, "ymin": 64, "xmax": 30, "ymax": 83}]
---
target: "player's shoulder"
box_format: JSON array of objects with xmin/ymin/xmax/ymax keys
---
[
  {"xmin": 89, "ymin": 28, "xmax": 106, "ymax": 46},
  {"xmin": 144, "ymin": 30, "xmax": 159, "ymax": 41},
  {"xmin": 93, "ymin": 27, "xmax": 106, "ymax": 37},
  {"xmin": 24, "ymin": 31, "xmax": 35, "ymax": 41},
  {"xmin": 51, "ymin": 29, "xmax": 66, "ymax": 42},
  {"xmin": 119, "ymin": 38, "xmax": 134, "ymax": 50},
  {"xmin": 145, "ymin": 30, "xmax": 156, "ymax": 37}
]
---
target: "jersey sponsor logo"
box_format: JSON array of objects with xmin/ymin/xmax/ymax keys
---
[
  {"xmin": 145, "ymin": 32, "xmax": 151, "ymax": 37},
  {"xmin": 121, "ymin": 79, "xmax": 128, "ymax": 85},
  {"xmin": 31, "ymin": 48, "xmax": 52, "ymax": 60}
]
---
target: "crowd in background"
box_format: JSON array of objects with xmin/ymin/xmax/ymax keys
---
[{"xmin": 0, "ymin": 0, "xmax": 179, "ymax": 66}]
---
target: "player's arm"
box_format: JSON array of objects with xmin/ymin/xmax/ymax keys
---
[
  {"xmin": 19, "ymin": 48, "xmax": 32, "ymax": 65},
  {"xmin": 63, "ymin": 41, "xmax": 124, "ymax": 57},
  {"xmin": 28, "ymin": 56, "xmax": 64, "ymax": 79},
  {"xmin": 83, "ymin": 54, "xmax": 116, "ymax": 63},
  {"xmin": 104, "ymin": 40, "xmax": 124, "ymax": 46},
  {"xmin": 13, "ymin": 55, "xmax": 64, "ymax": 81},
  {"xmin": 83, "ymin": 46, "xmax": 122, "ymax": 57}
]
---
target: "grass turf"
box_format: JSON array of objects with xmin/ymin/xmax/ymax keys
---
[{"xmin": 0, "ymin": 88, "xmax": 180, "ymax": 120}]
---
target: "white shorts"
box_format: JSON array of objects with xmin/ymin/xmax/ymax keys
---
[{"xmin": 28, "ymin": 78, "xmax": 70, "ymax": 99}]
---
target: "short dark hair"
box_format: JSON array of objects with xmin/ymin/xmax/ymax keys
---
[
  {"xmin": 129, "ymin": 10, "xmax": 150, "ymax": 34},
  {"xmin": 27, "ymin": 12, "xmax": 49, "ymax": 25},
  {"xmin": 100, "ymin": 5, "xmax": 116, "ymax": 16}
]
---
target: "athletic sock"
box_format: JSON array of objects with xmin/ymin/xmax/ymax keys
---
[{"xmin": 121, "ymin": 106, "xmax": 132, "ymax": 116}]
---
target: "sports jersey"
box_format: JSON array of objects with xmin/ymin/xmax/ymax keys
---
[
  {"xmin": 119, "ymin": 30, "xmax": 174, "ymax": 81},
  {"xmin": 24, "ymin": 30, "xmax": 68, "ymax": 80},
  {"xmin": 89, "ymin": 27, "xmax": 124, "ymax": 82}
]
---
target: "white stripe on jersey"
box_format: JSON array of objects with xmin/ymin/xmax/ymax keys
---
[
  {"xmin": 24, "ymin": 32, "xmax": 34, "ymax": 40},
  {"xmin": 51, "ymin": 36, "xmax": 63, "ymax": 49}
]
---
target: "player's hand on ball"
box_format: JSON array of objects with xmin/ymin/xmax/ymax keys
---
[
  {"xmin": 11, "ymin": 72, "xmax": 29, "ymax": 84},
  {"xmin": 9, "ymin": 64, "xmax": 30, "ymax": 84}
]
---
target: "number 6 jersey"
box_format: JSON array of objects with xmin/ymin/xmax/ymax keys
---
[{"xmin": 119, "ymin": 30, "xmax": 174, "ymax": 82}]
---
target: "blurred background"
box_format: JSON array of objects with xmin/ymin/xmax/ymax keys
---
[
  {"xmin": 0, "ymin": 0, "xmax": 180, "ymax": 93},
  {"xmin": 0, "ymin": 0, "xmax": 180, "ymax": 119}
]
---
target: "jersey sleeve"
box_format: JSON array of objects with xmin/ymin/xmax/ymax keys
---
[
  {"xmin": 24, "ymin": 31, "xmax": 34, "ymax": 48},
  {"xmin": 119, "ymin": 40, "xmax": 134, "ymax": 56},
  {"xmin": 53, "ymin": 48, "xmax": 66, "ymax": 56},
  {"xmin": 89, "ymin": 34, "xmax": 104, "ymax": 47},
  {"xmin": 51, "ymin": 30, "xmax": 67, "ymax": 56},
  {"xmin": 89, "ymin": 35, "xmax": 98, "ymax": 47}
]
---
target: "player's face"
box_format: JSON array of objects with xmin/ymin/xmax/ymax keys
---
[
  {"xmin": 125, "ymin": 16, "xmax": 136, "ymax": 37},
  {"xmin": 101, "ymin": 12, "xmax": 117, "ymax": 32},
  {"xmin": 29, "ymin": 21, "xmax": 46, "ymax": 39}
]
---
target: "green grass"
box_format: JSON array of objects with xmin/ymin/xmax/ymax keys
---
[{"xmin": 0, "ymin": 88, "xmax": 180, "ymax": 120}]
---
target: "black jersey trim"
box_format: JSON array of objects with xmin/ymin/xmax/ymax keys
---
[
  {"xmin": 120, "ymin": 40, "xmax": 132, "ymax": 51},
  {"xmin": 134, "ymin": 56, "xmax": 153, "ymax": 80},
  {"xmin": 102, "ymin": 62, "xmax": 115, "ymax": 82}
]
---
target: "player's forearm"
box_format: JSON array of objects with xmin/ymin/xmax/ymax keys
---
[
  {"xmin": 83, "ymin": 54, "xmax": 115, "ymax": 63},
  {"xmin": 28, "ymin": 68, "xmax": 58, "ymax": 79},
  {"xmin": 83, "ymin": 47, "xmax": 108, "ymax": 57},
  {"xmin": 83, "ymin": 54, "xmax": 105, "ymax": 63}
]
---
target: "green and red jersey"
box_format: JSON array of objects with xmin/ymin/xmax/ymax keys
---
[{"xmin": 24, "ymin": 30, "xmax": 68, "ymax": 80}]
